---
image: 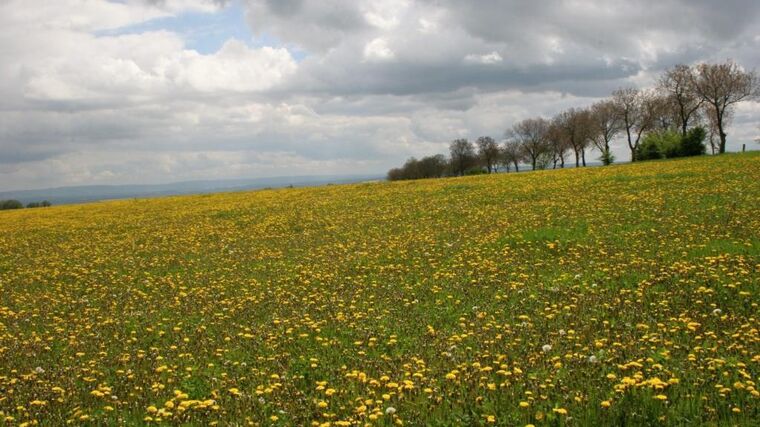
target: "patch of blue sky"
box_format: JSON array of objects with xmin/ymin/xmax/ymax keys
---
[{"xmin": 96, "ymin": 0, "xmax": 306, "ymax": 60}]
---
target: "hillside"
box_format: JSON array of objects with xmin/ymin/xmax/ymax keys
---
[{"xmin": 0, "ymin": 153, "xmax": 758, "ymax": 426}]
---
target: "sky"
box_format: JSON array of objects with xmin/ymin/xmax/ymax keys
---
[{"xmin": 1, "ymin": 0, "xmax": 759, "ymax": 191}]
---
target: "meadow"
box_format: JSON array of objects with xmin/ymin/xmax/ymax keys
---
[{"xmin": 0, "ymin": 153, "xmax": 758, "ymax": 426}]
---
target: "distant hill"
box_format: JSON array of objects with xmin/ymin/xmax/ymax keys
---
[{"xmin": 0, "ymin": 174, "xmax": 381, "ymax": 205}]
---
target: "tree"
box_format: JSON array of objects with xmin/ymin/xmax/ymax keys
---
[
  {"xmin": 649, "ymin": 93, "xmax": 679, "ymax": 132},
  {"xmin": 547, "ymin": 118, "xmax": 570, "ymax": 169},
  {"xmin": 690, "ymin": 60, "xmax": 759, "ymax": 153},
  {"xmin": 449, "ymin": 138, "xmax": 477, "ymax": 176},
  {"xmin": 589, "ymin": 100, "xmax": 622, "ymax": 165},
  {"xmin": 476, "ymin": 136, "xmax": 500, "ymax": 173},
  {"xmin": 612, "ymin": 88, "xmax": 658, "ymax": 162},
  {"xmin": 386, "ymin": 155, "xmax": 449, "ymax": 181},
  {"xmin": 508, "ymin": 117, "xmax": 550, "ymax": 171},
  {"xmin": 417, "ymin": 154, "xmax": 449, "ymax": 178},
  {"xmin": 0, "ymin": 200, "xmax": 23, "ymax": 210},
  {"xmin": 387, "ymin": 167, "xmax": 404, "ymax": 181},
  {"xmin": 501, "ymin": 140, "xmax": 523, "ymax": 172},
  {"xmin": 703, "ymin": 106, "xmax": 723, "ymax": 154},
  {"xmin": 556, "ymin": 108, "xmax": 592, "ymax": 167},
  {"xmin": 659, "ymin": 64, "xmax": 704, "ymax": 137}
]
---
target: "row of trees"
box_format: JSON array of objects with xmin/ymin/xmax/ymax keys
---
[
  {"xmin": 0, "ymin": 200, "xmax": 52, "ymax": 210},
  {"xmin": 388, "ymin": 60, "xmax": 759, "ymax": 180}
]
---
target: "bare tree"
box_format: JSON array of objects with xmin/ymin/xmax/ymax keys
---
[
  {"xmin": 476, "ymin": 136, "xmax": 500, "ymax": 173},
  {"xmin": 449, "ymin": 138, "xmax": 477, "ymax": 176},
  {"xmin": 556, "ymin": 108, "xmax": 592, "ymax": 167},
  {"xmin": 508, "ymin": 117, "xmax": 550, "ymax": 171},
  {"xmin": 659, "ymin": 64, "xmax": 704, "ymax": 137},
  {"xmin": 589, "ymin": 100, "xmax": 622, "ymax": 165},
  {"xmin": 612, "ymin": 88, "xmax": 659, "ymax": 161},
  {"xmin": 547, "ymin": 118, "xmax": 570, "ymax": 168},
  {"xmin": 691, "ymin": 60, "xmax": 760, "ymax": 153},
  {"xmin": 649, "ymin": 92, "xmax": 679, "ymax": 132},
  {"xmin": 701, "ymin": 107, "xmax": 723, "ymax": 155},
  {"xmin": 501, "ymin": 140, "xmax": 523, "ymax": 172}
]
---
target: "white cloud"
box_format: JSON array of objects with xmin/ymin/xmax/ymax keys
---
[
  {"xmin": 362, "ymin": 0, "xmax": 409, "ymax": 29},
  {"xmin": 465, "ymin": 51, "xmax": 503, "ymax": 65},
  {"xmin": 175, "ymin": 41, "xmax": 297, "ymax": 92},
  {"xmin": 363, "ymin": 38, "xmax": 395, "ymax": 62}
]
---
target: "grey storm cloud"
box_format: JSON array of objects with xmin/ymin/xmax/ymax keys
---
[{"xmin": 1, "ymin": 0, "xmax": 759, "ymax": 191}]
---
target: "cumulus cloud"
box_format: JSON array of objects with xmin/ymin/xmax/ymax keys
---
[{"xmin": 1, "ymin": 0, "xmax": 759, "ymax": 190}]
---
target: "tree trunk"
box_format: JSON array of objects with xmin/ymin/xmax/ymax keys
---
[
  {"xmin": 574, "ymin": 149, "xmax": 580, "ymax": 168},
  {"xmin": 581, "ymin": 149, "xmax": 586, "ymax": 167},
  {"xmin": 625, "ymin": 124, "xmax": 634, "ymax": 162},
  {"xmin": 719, "ymin": 131, "xmax": 727, "ymax": 153}
]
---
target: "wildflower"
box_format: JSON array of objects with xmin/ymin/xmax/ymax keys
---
[
  {"xmin": 385, "ymin": 407, "xmax": 396, "ymax": 415},
  {"xmin": 542, "ymin": 344, "xmax": 552, "ymax": 353}
]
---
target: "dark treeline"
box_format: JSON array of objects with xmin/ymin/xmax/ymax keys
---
[
  {"xmin": 0, "ymin": 200, "xmax": 52, "ymax": 210},
  {"xmin": 388, "ymin": 60, "xmax": 759, "ymax": 181}
]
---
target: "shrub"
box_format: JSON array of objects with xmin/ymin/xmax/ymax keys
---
[
  {"xmin": 0, "ymin": 200, "xmax": 23, "ymax": 210},
  {"xmin": 599, "ymin": 151, "xmax": 615, "ymax": 166},
  {"xmin": 680, "ymin": 127, "xmax": 707, "ymax": 157},
  {"xmin": 637, "ymin": 136, "xmax": 664, "ymax": 161},
  {"xmin": 637, "ymin": 128, "xmax": 706, "ymax": 161},
  {"xmin": 388, "ymin": 155, "xmax": 450, "ymax": 181}
]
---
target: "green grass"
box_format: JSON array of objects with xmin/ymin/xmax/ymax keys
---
[{"xmin": 0, "ymin": 153, "xmax": 758, "ymax": 426}]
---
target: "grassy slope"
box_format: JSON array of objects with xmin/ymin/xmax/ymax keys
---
[{"xmin": 0, "ymin": 153, "xmax": 758, "ymax": 426}]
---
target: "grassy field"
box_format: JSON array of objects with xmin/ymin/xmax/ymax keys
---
[{"xmin": 0, "ymin": 153, "xmax": 758, "ymax": 426}]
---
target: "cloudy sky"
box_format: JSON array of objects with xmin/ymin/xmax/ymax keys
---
[{"xmin": 1, "ymin": 0, "xmax": 759, "ymax": 191}]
